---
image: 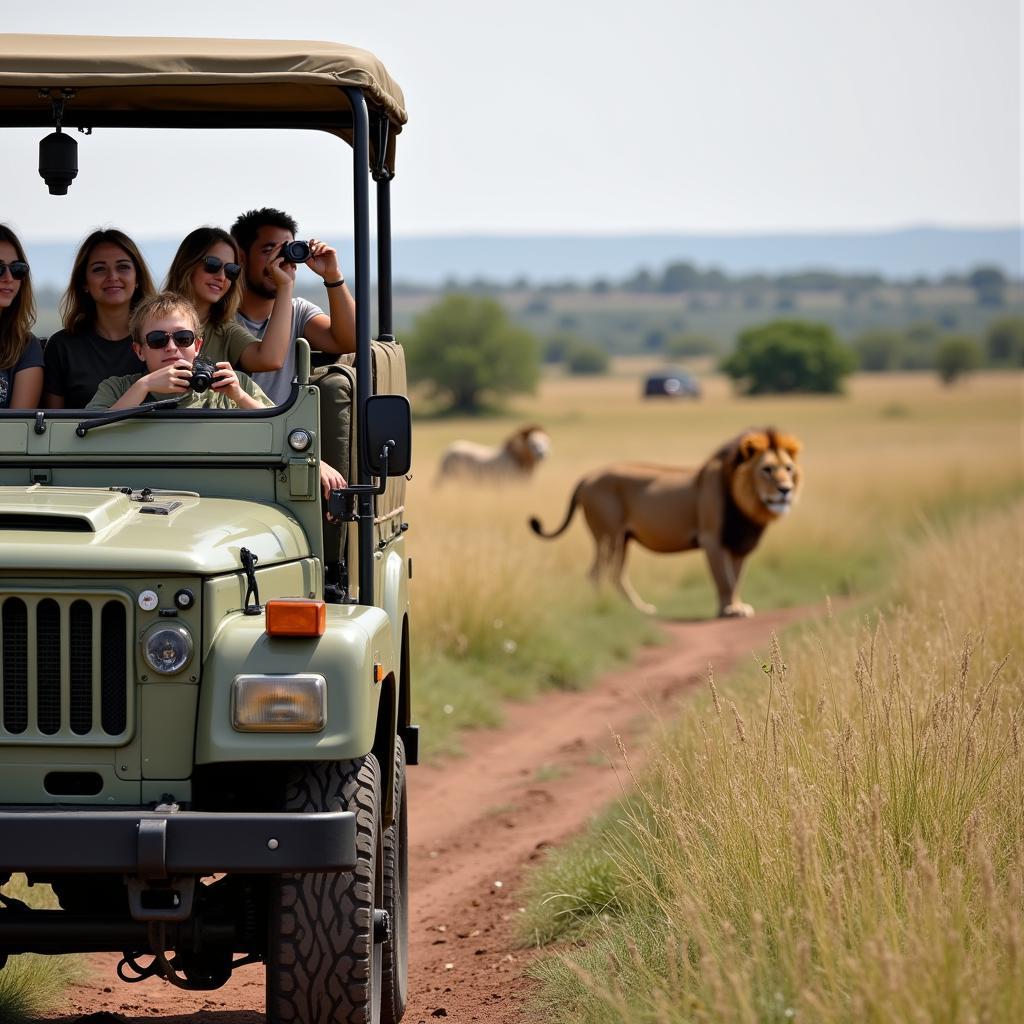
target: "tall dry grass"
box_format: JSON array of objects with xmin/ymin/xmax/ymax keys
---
[
  {"xmin": 407, "ymin": 369, "xmax": 1022, "ymax": 751},
  {"xmin": 522, "ymin": 500, "xmax": 1023, "ymax": 1022}
]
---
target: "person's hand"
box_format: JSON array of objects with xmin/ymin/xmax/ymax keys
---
[
  {"xmin": 268, "ymin": 247, "xmax": 298, "ymax": 289},
  {"xmin": 211, "ymin": 362, "xmax": 244, "ymax": 403},
  {"xmin": 144, "ymin": 360, "xmax": 192, "ymax": 395},
  {"xmin": 320, "ymin": 460, "xmax": 347, "ymax": 498},
  {"xmin": 306, "ymin": 238, "xmax": 342, "ymax": 284},
  {"xmin": 320, "ymin": 460, "xmax": 348, "ymax": 521}
]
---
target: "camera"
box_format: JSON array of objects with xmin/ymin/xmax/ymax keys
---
[
  {"xmin": 279, "ymin": 239, "xmax": 312, "ymax": 264},
  {"xmin": 189, "ymin": 356, "xmax": 218, "ymax": 395},
  {"xmin": 39, "ymin": 129, "xmax": 78, "ymax": 196}
]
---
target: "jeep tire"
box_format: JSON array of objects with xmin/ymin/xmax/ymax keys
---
[
  {"xmin": 267, "ymin": 755, "xmax": 383, "ymax": 1024},
  {"xmin": 381, "ymin": 738, "xmax": 408, "ymax": 1023}
]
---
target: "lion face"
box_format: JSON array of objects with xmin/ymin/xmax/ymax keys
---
[{"xmin": 731, "ymin": 430, "xmax": 803, "ymax": 525}]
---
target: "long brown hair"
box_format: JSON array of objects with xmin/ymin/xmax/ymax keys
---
[
  {"xmin": 164, "ymin": 227, "xmax": 241, "ymax": 325},
  {"xmin": 0, "ymin": 224, "xmax": 36, "ymax": 370},
  {"xmin": 59, "ymin": 228, "xmax": 155, "ymax": 334}
]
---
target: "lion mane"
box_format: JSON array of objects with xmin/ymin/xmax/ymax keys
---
[{"xmin": 528, "ymin": 427, "xmax": 802, "ymax": 617}]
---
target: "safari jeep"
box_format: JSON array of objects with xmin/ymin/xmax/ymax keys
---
[{"xmin": 0, "ymin": 35, "xmax": 415, "ymax": 1023}]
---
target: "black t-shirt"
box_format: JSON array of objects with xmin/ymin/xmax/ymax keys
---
[
  {"xmin": 0, "ymin": 335, "xmax": 44, "ymax": 408},
  {"xmin": 43, "ymin": 329, "xmax": 146, "ymax": 409}
]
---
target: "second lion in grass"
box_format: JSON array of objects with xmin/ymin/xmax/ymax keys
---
[{"xmin": 529, "ymin": 428, "xmax": 802, "ymax": 617}]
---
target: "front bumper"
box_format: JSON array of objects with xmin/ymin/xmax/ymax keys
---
[{"xmin": 0, "ymin": 807, "xmax": 356, "ymax": 876}]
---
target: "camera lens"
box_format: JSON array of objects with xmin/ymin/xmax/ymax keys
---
[
  {"xmin": 189, "ymin": 357, "xmax": 216, "ymax": 394},
  {"xmin": 280, "ymin": 240, "xmax": 311, "ymax": 264}
]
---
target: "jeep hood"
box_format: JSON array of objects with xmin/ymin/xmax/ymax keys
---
[{"xmin": 0, "ymin": 486, "xmax": 310, "ymax": 573}]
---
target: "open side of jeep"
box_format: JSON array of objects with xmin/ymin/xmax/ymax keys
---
[{"xmin": 0, "ymin": 34, "xmax": 414, "ymax": 1023}]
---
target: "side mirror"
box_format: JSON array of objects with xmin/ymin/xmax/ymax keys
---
[{"xmin": 364, "ymin": 394, "xmax": 411, "ymax": 477}]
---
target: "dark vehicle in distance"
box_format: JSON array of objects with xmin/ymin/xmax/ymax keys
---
[{"xmin": 643, "ymin": 368, "xmax": 701, "ymax": 399}]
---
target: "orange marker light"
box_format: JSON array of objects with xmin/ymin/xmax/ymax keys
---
[{"xmin": 265, "ymin": 599, "xmax": 327, "ymax": 637}]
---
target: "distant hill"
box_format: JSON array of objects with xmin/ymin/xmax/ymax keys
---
[{"xmin": 25, "ymin": 226, "xmax": 1022, "ymax": 291}]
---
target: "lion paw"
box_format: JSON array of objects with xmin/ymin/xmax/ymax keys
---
[{"xmin": 721, "ymin": 602, "xmax": 755, "ymax": 618}]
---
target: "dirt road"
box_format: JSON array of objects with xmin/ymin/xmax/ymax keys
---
[{"xmin": 45, "ymin": 604, "xmax": 820, "ymax": 1024}]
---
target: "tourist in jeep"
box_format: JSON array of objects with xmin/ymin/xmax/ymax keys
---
[
  {"xmin": 163, "ymin": 226, "xmax": 296, "ymax": 375},
  {"xmin": 42, "ymin": 228, "xmax": 155, "ymax": 408},
  {"xmin": 87, "ymin": 291, "xmax": 348, "ymax": 497},
  {"xmin": 0, "ymin": 224, "xmax": 43, "ymax": 409},
  {"xmin": 87, "ymin": 291, "xmax": 272, "ymax": 411},
  {"xmin": 231, "ymin": 207, "xmax": 356, "ymax": 405}
]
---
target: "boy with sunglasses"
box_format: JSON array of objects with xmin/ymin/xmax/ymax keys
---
[
  {"xmin": 87, "ymin": 292, "xmax": 273, "ymax": 412},
  {"xmin": 87, "ymin": 293, "xmax": 348, "ymax": 498}
]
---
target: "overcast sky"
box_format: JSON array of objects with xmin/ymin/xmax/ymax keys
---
[{"xmin": 2, "ymin": 0, "xmax": 1021, "ymax": 242}]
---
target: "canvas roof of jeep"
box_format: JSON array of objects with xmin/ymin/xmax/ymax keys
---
[{"xmin": 0, "ymin": 33, "xmax": 406, "ymax": 172}]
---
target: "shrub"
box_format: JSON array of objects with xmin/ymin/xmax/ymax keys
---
[
  {"xmin": 543, "ymin": 330, "xmax": 579, "ymax": 364},
  {"xmin": 566, "ymin": 342, "xmax": 610, "ymax": 376},
  {"xmin": 720, "ymin": 319, "xmax": 856, "ymax": 394},
  {"xmin": 853, "ymin": 328, "xmax": 904, "ymax": 371},
  {"xmin": 935, "ymin": 335, "xmax": 983, "ymax": 385},
  {"xmin": 984, "ymin": 316, "xmax": 1024, "ymax": 367}
]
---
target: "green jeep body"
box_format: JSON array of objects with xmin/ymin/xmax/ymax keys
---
[{"xmin": 0, "ymin": 34, "xmax": 414, "ymax": 1023}]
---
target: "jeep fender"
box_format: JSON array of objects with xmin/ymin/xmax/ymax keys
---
[{"xmin": 195, "ymin": 604, "xmax": 394, "ymax": 764}]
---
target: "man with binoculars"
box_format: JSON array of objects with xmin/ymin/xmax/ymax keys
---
[{"xmin": 230, "ymin": 207, "xmax": 356, "ymax": 405}]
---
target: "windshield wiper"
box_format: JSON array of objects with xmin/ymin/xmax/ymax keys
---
[{"xmin": 76, "ymin": 397, "xmax": 183, "ymax": 437}]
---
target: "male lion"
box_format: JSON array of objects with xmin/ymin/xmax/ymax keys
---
[{"xmin": 528, "ymin": 428, "xmax": 802, "ymax": 617}]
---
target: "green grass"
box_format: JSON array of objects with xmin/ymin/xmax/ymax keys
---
[{"xmin": 414, "ymin": 594, "xmax": 661, "ymax": 758}]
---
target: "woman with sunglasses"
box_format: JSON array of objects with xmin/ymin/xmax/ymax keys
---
[
  {"xmin": 43, "ymin": 228, "xmax": 156, "ymax": 409},
  {"xmin": 0, "ymin": 225, "xmax": 44, "ymax": 410},
  {"xmin": 163, "ymin": 227, "xmax": 293, "ymax": 375}
]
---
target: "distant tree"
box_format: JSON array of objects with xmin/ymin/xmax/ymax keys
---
[
  {"xmin": 623, "ymin": 268, "xmax": 656, "ymax": 293},
  {"xmin": 566, "ymin": 342, "xmax": 610, "ymax": 376},
  {"xmin": 665, "ymin": 333, "xmax": 720, "ymax": 359},
  {"xmin": 935, "ymin": 336, "xmax": 983, "ymax": 385},
  {"xmin": 853, "ymin": 329, "xmax": 904, "ymax": 372},
  {"xmin": 984, "ymin": 316, "xmax": 1024, "ymax": 367},
  {"xmin": 721, "ymin": 320, "xmax": 856, "ymax": 395},
  {"xmin": 900, "ymin": 321, "xmax": 942, "ymax": 370},
  {"xmin": 406, "ymin": 294, "xmax": 540, "ymax": 413},
  {"xmin": 590, "ymin": 278, "xmax": 611, "ymax": 295},
  {"xmin": 543, "ymin": 330, "xmax": 581, "ymax": 364},
  {"xmin": 659, "ymin": 261, "xmax": 700, "ymax": 293},
  {"xmin": 967, "ymin": 265, "xmax": 1007, "ymax": 307}
]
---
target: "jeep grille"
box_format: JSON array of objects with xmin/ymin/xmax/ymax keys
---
[{"xmin": 0, "ymin": 593, "xmax": 132, "ymax": 742}]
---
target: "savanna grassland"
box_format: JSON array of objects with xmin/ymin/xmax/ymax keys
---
[
  {"xmin": 467, "ymin": 368, "xmax": 1023, "ymax": 1022},
  {"xmin": 407, "ymin": 366, "xmax": 1022, "ymax": 756}
]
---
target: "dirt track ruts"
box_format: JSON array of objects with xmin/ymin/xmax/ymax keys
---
[{"xmin": 43, "ymin": 603, "xmax": 822, "ymax": 1024}]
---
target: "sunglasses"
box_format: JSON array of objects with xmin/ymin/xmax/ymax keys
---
[
  {"xmin": 200, "ymin": 256, "xmax": 241, "ymax": 280},
  {"xmin": 0, "ymin": 260, "xmax": 29, "ymax": 281},
  {"xmin": 144, "ymin": 329, "xmax": 197, "ymax": 349}
]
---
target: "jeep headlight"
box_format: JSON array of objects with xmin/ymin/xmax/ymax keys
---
[
  {"xmin": 142, "ymin": 625, "xmax": 194, "ymax": 675},
  {"xmin": 232, "ymin": 674, "xmax": 326, "ymax": 732}
]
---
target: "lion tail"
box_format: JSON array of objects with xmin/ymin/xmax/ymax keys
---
[{"xmin": 529, "ymin": 481, "xmax": 583, "ymax": 540}]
